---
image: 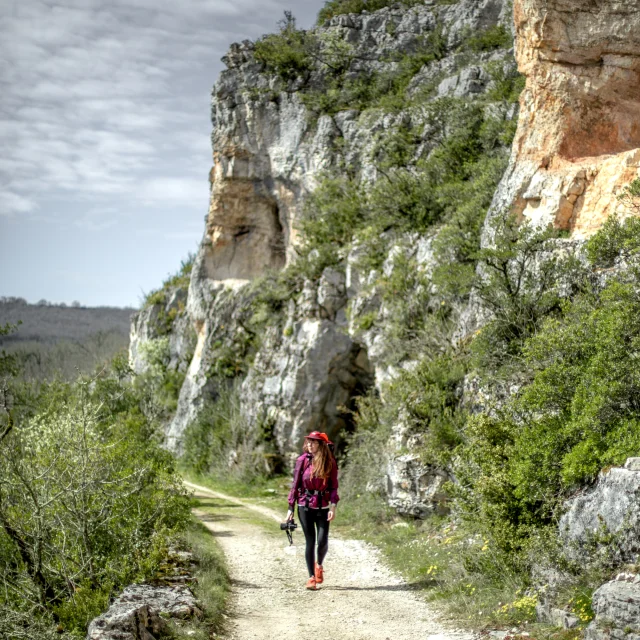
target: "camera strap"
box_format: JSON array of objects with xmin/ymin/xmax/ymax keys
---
[{"xmin": 286, "ymin": 522, "xmax": 294, "ymax": 545}]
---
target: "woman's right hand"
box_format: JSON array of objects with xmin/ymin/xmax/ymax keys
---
[{"xmin": 286, "ymin": 509, "xmax": 294, "ymax": 522}]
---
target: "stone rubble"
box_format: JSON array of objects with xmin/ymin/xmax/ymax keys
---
[{"xmin": 86, "ymin": 584, "xmax": 201, "ymax": 640}]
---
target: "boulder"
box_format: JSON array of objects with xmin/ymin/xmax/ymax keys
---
[
  {"xmin": 586, "ymin": 573, "xmax": 640, "ymax": 640},
  {"xmin": 86, "ymin": 584, "xmax": 200, "ymax": 640},
  {"xmin": 559, "ymin": 458, "xmax": 640, "ymax": 564}
]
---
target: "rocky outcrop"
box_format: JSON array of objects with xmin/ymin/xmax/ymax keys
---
[
  {"xmin": 386, "ymin": 452, "xmax": 450, "ymax": 517},
  {"xmin": 241, "ymin": 267, "xmax": 373, "ymax": 457},
  {"xmin": 166, "ymin": 281, "xmax": 253, "ymax": 452},
  {"xmin": 486, "ymin": 0, "xmax": 640, "ymax": 243},
  {"xmin": 162, "ymin": 0, "xmax": 516, "ymax": 467},
  {"xmin": 560, "ymin": 458, "xmax": 640, "ymax": 564},
  {"xmin": 130, "ymin": 286, "xmax": 195, "ymax": 375},
  {"xmin": 86, "ymin": 584, "xmax": 200, "ymax": 640},
  {"xmin": 586, "ymin": 573, "xmax": 640, "ymax": 640},
  {"xmin": 209, "ymin": 0, "xmax": 513, "ymax": 274}
]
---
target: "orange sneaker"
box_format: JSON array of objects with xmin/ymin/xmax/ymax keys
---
[
  {"xmin": 306, "ymin": 576, "xmax": 317, "ymax": 590},
  {"xmin": 314, "ymin": 563, "xmax": 324, "ymax": 584}
]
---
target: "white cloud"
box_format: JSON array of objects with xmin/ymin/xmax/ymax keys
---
[
  {"xmin": 0, "ymin": 191, "xmax": 37, "ymax": 216},
  {"xmin": 0, "ymin": 0, "xmax": 324, "ymax": 229}
]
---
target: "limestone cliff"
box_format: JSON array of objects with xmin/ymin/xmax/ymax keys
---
[
  {"xmin": 163, "ymin": 0, "xmax": 516, "ymax": 482},
  {"xmin": 131, "ymin": 0, "xmax": 640, "ymax": 518},
  {"xmin": 488, "ymin": 0, "xmax": 640, "ymax": 239}
]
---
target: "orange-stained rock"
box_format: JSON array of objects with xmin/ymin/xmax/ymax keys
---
[{"xmin": 500, "ymin": 0, "xmax": 640, "ymax": 237}]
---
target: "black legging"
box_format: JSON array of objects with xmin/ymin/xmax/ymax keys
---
[{"xmin": 297, "ymin": 506, "xmax": 330, "ymax": 577}]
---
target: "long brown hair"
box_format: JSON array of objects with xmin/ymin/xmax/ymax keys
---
[{"xmin": 308, "ymin": 440, "xmax": 333, "ymax": 480}]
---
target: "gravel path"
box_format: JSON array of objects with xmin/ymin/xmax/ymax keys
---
[{"xmin": 186, "ymin": 481, "xmax": 473, "ymax": 640}]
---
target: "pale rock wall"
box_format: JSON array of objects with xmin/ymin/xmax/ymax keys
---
[
  {"xmin": 560, "ymin": 457, "xmax": 640, "ymax": 564},
  {"xmin": 129, "ymin": 286, "xmax": 194, "ymax": 375},
  {"xmin": 166, "ymin": 0, "xmax": 516, "ymax": 472},
  {"xmin": 208, "ymin": 0, "xmax": 512, "ymax": 276},
  {"xmin": 241, "ymin": 266, "xmax": 373, "ymax": 458},
  {"xmin": 487, "ymin": 0, "xmax": 640, "ymax": 243}
]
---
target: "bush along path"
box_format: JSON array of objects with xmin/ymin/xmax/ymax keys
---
[{"xmin": 186, "ymin": 481, "xmax": 473, "ymax": 640}]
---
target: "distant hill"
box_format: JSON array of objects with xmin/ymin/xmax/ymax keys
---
[
  {"xmin": 0, "ymin": 298, "xmax": 135, "ymax": 345},
  {"xmin": 0, "ymin": 298, "xmax": 137, "ymax": 380}
]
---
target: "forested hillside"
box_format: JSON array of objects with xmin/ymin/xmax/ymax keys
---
[{"xmin": 0, "ymin": 298, "xmax": 133, "ymax": 380}]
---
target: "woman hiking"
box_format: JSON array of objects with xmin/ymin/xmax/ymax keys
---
[{"xmin": 286, "ymin": 431, "xmax": 339, "ymax": 590}]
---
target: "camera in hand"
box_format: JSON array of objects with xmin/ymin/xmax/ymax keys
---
[{"xmin": 280, "ymin": 520, "xmax": 297, "ymax": 545}]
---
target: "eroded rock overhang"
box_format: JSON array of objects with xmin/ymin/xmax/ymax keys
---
[{"xmin": 491, "ymin": 0, "xmax": 640, "ymax": 239}]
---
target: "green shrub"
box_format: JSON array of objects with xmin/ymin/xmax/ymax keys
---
[
  {"xmin": 459, "ymin": 217, "xmax": 640, "ymax": 557},
  {"xmin": 299, "ymin": 24, "xmax": 447, "ymax": 117},
  {"xmin": 182, "ymin": 384, "xmax": 240, "ymax": 475},
  {"xmin": 367, "ymin": 26, "xmax": 447, "ymax": 112},
  {"xmin": 586, "ymin": 211, "xmax": 640, "ymax": 267},
  {"xmin": 470, "ymin": 213, "xmax": 585, "ymax": 375},
  {"xmin": 0, "ymin": 380, "xmax": 190, "ymax": 634},
  {"xmin": 373, "ymin": 249, "xmax": 450, "ymax": 364},
  {"xmin": 485, "ymin": 62, "xmax": 526, "ymax": 106},
  {"xmin": 431, "ymin": 154, "xmax": 510, "ymax": 300},
  {"xmin": 53, "ymin": 583, "xmax": 112, "ymax": 636},
  {"xmin": 388, "ymin": 353, "xmax": 467, "ymax": 466},
  {"xmin": 461, "ymin": 25, "xmax": 512, "ymax": 53},
  {"xmin": 340, "ymin": 390, "xmax": 394, "ymax": 504},
  {"xmin": 0, "ymin": 607, "xmax": 76, "ymax": 640},
  {"xmin": 136, "ymin": 338, "xmax": 187, "ymax": 415},
  {"xmin": 254, "ymin": 12, "xmax": 313, "ymax": 82},
  {"xmin": 617, "ymin": 176, "xmax": 640, "ymax": 215},
  {"xmin": 299, "ymin": 175, "xmax": 365, "ymax": 253}
]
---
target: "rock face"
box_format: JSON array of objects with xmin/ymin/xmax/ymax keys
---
[
  {"xmin": 586, "ymin": 573, "xmax": 640, "ymax": 640},
  {"xmin": 487, "ymin": 0, "xmax": 640, "ymax": 242},
  {"xmin": 241, "ymin": 268, "xmax": 373, "ymax": 456},
  {"xmin": 560, "ymin": 458, "xmax": 640, "ymax": 564},
  {"xmin": 130, "ymin": 286, "xmax": 195, "ymax": 375},
  {"xmin": 133, "ymin": 0, "xmax": 530, "ymax": 515},
  {"xmin": 162, "ymin": 0, "xmax": 516, "ymax": 467},
  {"xmin": 86, "ymin": 584, "xmax": 200, "ymax": 640},
  {"xmin": 208, "ymin": 0, "xmax": 512, "ymax": 272}
]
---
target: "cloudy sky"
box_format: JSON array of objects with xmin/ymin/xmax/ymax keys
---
[{"xmin": 0, "ymin": 0, "xmax": 325, "ymax": 308}]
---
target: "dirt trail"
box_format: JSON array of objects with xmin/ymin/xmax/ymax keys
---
[{"xmin": 185, "ymin": 481, "xmax": 473, "ymax": 640}]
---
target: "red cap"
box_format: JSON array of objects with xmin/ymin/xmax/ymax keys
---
[{"xmin": 304, "ymin": 431, "xmax": 332, "ymax": 444}]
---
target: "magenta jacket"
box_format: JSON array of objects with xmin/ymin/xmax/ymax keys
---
[{"xmin": 287, "ymin": 453, "xmax": 340, "ymax": 510}]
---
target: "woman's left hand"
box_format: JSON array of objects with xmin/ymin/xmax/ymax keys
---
[{"xmin": 327, "ymin": 505, "xmax": 336, "ymax": 522}]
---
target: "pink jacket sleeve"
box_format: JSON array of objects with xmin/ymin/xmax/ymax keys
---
[
  {"xmin": 329, "ymin": 459, "xmax": 340, "ymax": 505},
  {"xmin": 287, "ymin": 455, "xmax": 306, "ymax": 509}
]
